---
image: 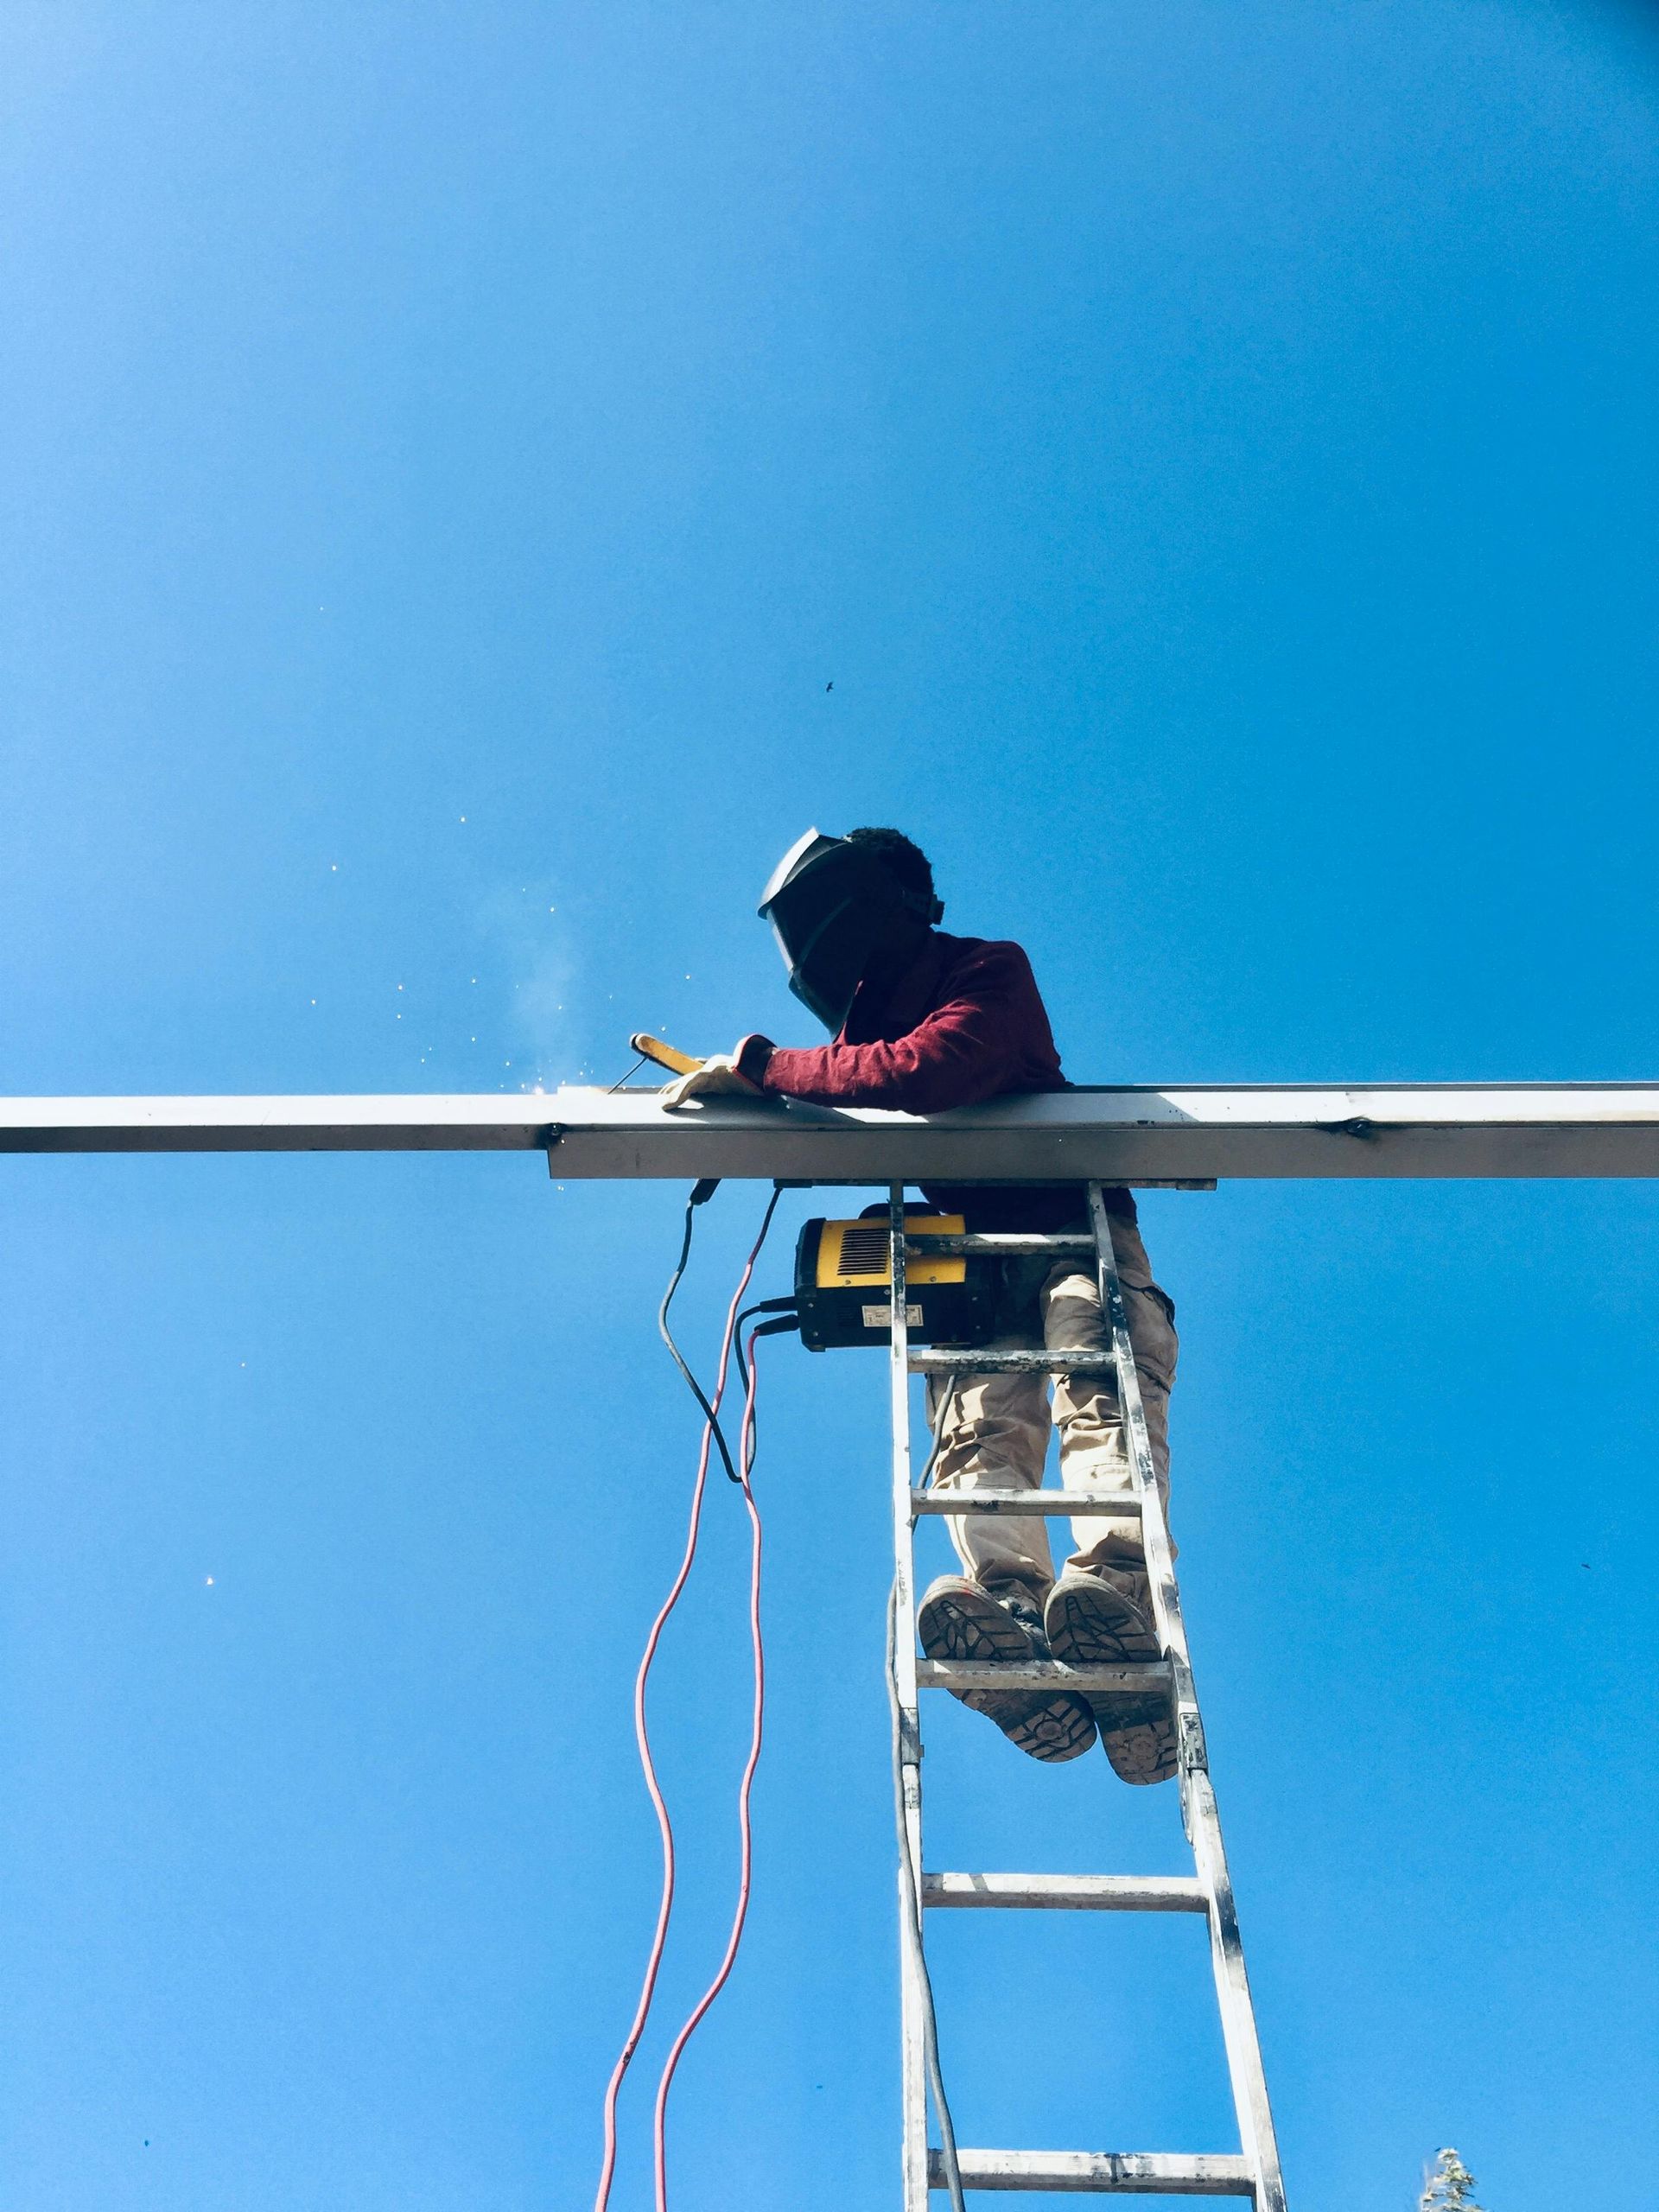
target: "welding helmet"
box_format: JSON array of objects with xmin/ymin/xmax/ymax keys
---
[{"xmin": 757, "ymin": 828, "xmax": 943, "ymax": 1033}]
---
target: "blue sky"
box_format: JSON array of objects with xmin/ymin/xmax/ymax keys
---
[{"xmin": 2, "ymin": 3, "xmax": 1656, "ymax": 2207}]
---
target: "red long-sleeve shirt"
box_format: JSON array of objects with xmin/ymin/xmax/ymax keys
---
[
  {"xmin": 753, "ymin": 932, "xmax": 1063, "ymax": 1113},
  {"xmin": 737, "ymin": 930, "xmax": 1132, "ymax": 1228}
]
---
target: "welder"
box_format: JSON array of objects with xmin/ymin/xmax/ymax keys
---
[{"xmin": 662, "ymin": 827, "xmax": 1179, "ymax": 1786}]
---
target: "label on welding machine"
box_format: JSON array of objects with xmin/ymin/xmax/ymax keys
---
[{"xmin": 862, "ymin": 1302, "xmax": 924, "ymax": 1328}]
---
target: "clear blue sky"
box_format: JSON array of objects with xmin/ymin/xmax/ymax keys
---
[{"xmin": 3, "ymin": 4, "xmax": 1656, "ymax": 2207}]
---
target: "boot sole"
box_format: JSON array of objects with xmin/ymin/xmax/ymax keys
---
[
  {"xmin": 917, "ymin": 1582, "xmax": 1096, "ymax": 1765},
  {"xmin": 1046, "ymin": 1578, "xmax": 1177, "ymax": 1787}
]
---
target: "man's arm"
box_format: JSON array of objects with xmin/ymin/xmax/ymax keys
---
[{"xmin": 745, "ymin": 941, "xmax": 1049, "ymax": 1116}]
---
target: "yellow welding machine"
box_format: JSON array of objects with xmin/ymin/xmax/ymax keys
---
[{"xmin": 791, "ymin": 1209, "xmax": 997, "ymax": 1351}]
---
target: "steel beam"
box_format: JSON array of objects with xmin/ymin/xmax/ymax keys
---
[{"xmin": 3, "ymin": 1083, "xmax": 1659, "ymax": 1179}]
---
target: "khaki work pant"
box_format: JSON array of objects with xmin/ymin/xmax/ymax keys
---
[{"xmin": 924, "ymin": 1212, "xmax": 1178, "ymax": 1599}]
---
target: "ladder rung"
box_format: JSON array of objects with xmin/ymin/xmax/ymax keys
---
[
  {"xmin": 906, "ymin": 1234, "xmax": 1096, "ymax": 1256},
  {"xmin": 922, "ymin": 1872, "xmax": 1206, "ymax": 1913},
  {"xmin": 930, "ymin": 2149, "xmax": 1254, "ymax": 2195},
  {"xmin": 909, "ymin": 1350, "xmax": 1117, "ymax": 1376},
  {"xmin": 911, "ymin": 1488, "xmax": 1141, "ymax": 1518},
  {"xmin": 916, "ymin": 1659, "xmax": 1171, "ymax": 1698}
]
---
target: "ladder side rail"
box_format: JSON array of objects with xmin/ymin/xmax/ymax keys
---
[
  {"xmin": 888, "ymin": 1184, "xmax": 931, "ymax": 2212},
  {"xmin": 1085, "ymin": 1184, "xmax": 1288, "ymax": 2212}
]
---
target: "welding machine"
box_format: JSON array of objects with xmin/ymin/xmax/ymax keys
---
[{"xmin": 791, "ymin": 1207, "xmax": 997, "ymax": 1351}]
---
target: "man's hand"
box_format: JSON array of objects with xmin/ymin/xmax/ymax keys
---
[{"xmin": 660, "ymin": 1051, "xmax": 763, "ymax": 1110}]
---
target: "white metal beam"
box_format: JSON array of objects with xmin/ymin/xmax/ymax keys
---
[{"xmin": 3, "ymin": 1083, "xmax": 1659, "ymax": 1179}]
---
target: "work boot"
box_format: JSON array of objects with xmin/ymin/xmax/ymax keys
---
[
  {"xmin": 916, "ymin": 1574, "xmax": 1096, "ymax": 1764},
  {"xmin": 1044, "ymin": 1566, "xmax": 1177, "ymax": 1787}
]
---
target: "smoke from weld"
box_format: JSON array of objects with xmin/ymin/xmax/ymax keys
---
[{"xmin": 476, "ymin": 880, "xmax": 577, "ymax": 1086}]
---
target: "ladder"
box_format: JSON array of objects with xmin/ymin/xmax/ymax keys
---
[{"xmin": 883, "ymin": 1180, "xmax": 1287, "ymax": 2207}]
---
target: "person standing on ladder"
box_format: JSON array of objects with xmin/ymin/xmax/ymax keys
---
[{"xmin": 664, "ymin": 826, "xmax": 1179, "ymax": 1784}]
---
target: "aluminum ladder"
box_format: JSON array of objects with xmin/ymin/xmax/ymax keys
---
[{"xmin": 883, "ymin": 1180, "xmax": 1287, "ymax": 2207}]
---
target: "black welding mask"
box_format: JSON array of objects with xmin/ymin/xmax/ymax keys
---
[{"xmin": 757, "ymin": 829, "xmax": 942, "ymax": 1033}]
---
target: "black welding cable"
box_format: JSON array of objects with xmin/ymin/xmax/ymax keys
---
[
  {"xmin": 732, "ymin": 1297, "xmax": 799, "ymax": 1390},
  {"xmin": 658, "ymin": 1182, "xmax": 784, "ymax": 1484},
  {"xmin": 886, "ymin": 1581, "xmax": 967, "ymax": 2212},
  {"xmin": 658, "ymin": 1179, "xmax": 741, "ymax": 1484},
  {"xmin": 729, "ymin": 1305, "xmax": 800, "ymax": 1465}
]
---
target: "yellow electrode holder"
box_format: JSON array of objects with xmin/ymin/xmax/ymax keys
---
[{"xmin": 631, "ymin": 1033, "xmax": 704, "ymax": 1077}]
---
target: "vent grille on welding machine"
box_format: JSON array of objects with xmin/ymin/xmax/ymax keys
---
[{"xmin": 833, "ymin": 1223, "xmax": 891, "ymax": 1276}]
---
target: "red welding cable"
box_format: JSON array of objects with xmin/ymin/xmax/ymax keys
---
[
  {"xmin": 592, "ymin": 1213, "xmax": 775, "ymax": 2212},
  {"xmin": 650, "ymin": 1324, "xmax": 767, "ymax": 2209}
]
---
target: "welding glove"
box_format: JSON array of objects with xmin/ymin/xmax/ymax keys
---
[{"xmin": 661, "ymin": 1052, "xmax": 763, "ymax": 1110}]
